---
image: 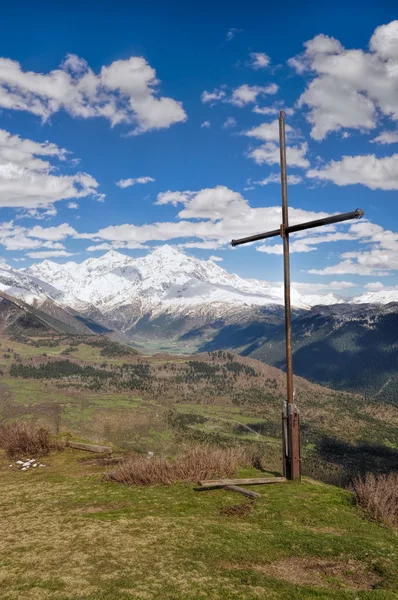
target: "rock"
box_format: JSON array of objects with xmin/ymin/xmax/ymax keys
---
[
  {"xmin": 9, "ymin": 464, "xmax": 13, "ymax": 468},
  {"xmin": 32, "ymin": 464, "xmax": 37, "ymax": 467},
  {"xmin": 16, "ymin": 460, "xmax": 23, "ymax": 465},
  {"xmin": 29, "ymin": 459, "xmax": 35, "ymax": 463},
  {"xmin": 21, "ymin": 467, "xmax": 27, "ymax": 471},
  {"xmin": 22, "ymin": 462, "xmax": 30, "ymax": 467}
]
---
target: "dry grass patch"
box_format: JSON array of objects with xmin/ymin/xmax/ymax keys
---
[
  {"xmin": 353, "ymin": 472, "xmax": 398, "ymax": 528},
  {"xmin": 222, "ymin": 558, "xmax": 382, "ymax": 590},
  {"xmin": 104, "ymin": 446, "xmax": 250, "ymax": 486},
  {"xmin": 0, "ymin": 422, "xmax": 63, "ymax": 458},
  {"xmin": 219, "ymin": 502, "xmax": 253, "ymax": 518}
]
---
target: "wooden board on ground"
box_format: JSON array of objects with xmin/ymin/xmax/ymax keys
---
[
  {"xmin": 224, "ymin": 485, "xmax": 261, "ymax": 499},
  {"xmin": 67, "ymin": 441, "xmax": 112, "ymax": 454},
  {"xmin": 196, "ymin": 476, "xmax": 286, "ymax": 490}
]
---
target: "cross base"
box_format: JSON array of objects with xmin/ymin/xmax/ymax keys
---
[{"xmin": 282, "ymin": 402, "xmax": 301, "ymax": 481}]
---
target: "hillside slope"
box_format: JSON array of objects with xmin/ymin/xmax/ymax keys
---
[
  {"xmin": 247, "ymin": 303, "xmax": 398, "ymax": 403},
  {"xmin": 1, "ymin": 333, "xmax": 397, "ymax": 485}
]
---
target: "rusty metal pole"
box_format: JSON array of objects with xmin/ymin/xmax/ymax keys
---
[{"xmin": 279, "ymin": 111, "xmax": 301, "ymax": 481}]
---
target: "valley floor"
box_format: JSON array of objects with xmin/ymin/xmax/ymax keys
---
[{"xmin": 1, "ymin": 448, "xmax": 398, "ymax": 600}]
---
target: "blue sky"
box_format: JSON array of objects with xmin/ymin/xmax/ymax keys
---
[{"xmin": 0, "ymin": 0, "xmax": 398, "ymax": 297}]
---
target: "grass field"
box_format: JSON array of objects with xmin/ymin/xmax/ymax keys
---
[{"xmin": 1, "ymin": 448, "xmax": 398, "ymax": 600}]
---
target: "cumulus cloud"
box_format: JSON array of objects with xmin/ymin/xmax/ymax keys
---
[
  {"xmin": 253, "ymin": 105, "xmax": 294, "ymax": 116},
  {"xmin": 255, "ymin": 173, "xmax": 303, "ymax": 186},
  {"xmin": 288, "ymin": 21, "xmax": 398, "ymax": 139},
  {"xmin": 244, "ymin": 119, "xmax": 291, "ymax": 142},
  {"xmin": 230, "ymin": 84, "xmax": 278, "ymax": 107},
  {"xmin": 116, "ymin": 176, "xmax": 155, "ymax": 188},
  {"xmin": 249, "ymin": 52, "xmax": 270, "ymax": 69},
  {"xmin": 0, "ymin": 54, "xmax": 186, "ymax": 135},
  {"xmin": 223, "ymin": 117, "xmax": 236, "ymax": 129},
  {"xmin": 371, "ymin": 131, "xmax": 398, "ymax": 144},
  {"xmin": 201, "ymin": 84, "xmax": 277, "ymax": 107},
  {"xmin": 307, "ymin": 154, "xmax": 398, "ymax": 190},
  {"xmin": 201, "ymin": 121, "xmax": 211, "ymax": 128},
  {"xmin": 365, "ymin": 281, "xmax": 385, "ymax": 290},
  {"xmin": 308, "ymin": 220, "xmax": 398, "ymax": 276},
  {"xmin": 201, "ymin": 89, "xmax": 226, "ymax": 104},
  {"xmin": 0, "ymin": 129, "xmax": 101, "ymax": 209},
  {"xmin": 249, "ymin": 141, "xmax": 310, "ymax": 168},
  {"xmin": 92, "ymin": 187, "xmax": 333, "ymax": 249},
  {"xmin": 26, "ymin": 250, "xmax": 75, "ymax": 258},
  {"xmin": 209, "ymin": 255, "xmax": 223, "ymax": 262}
]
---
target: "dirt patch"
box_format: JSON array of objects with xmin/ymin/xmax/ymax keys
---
[
  {"xmin": 222, "ymin": 558, "xmax": 382, "ymax": 590},
  {"xmin": 219, "ymin": 503, "xmax": 253, "ymax": 518}
]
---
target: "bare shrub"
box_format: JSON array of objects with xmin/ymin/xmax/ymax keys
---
[
  {"xmin": 353, "ymin": 472, "xmax": 398, "ymax": 527},
  {"xmin": 0, "ymin": 422, "xmax": 62, "ymax": 458},
  {"xmin": 104, "ymin": 446, "xmax": 250, "ymax": 486}
]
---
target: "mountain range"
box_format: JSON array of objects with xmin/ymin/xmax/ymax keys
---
[
  {"xmin": 1, "ymin": 245, "xmax": 397, "ymax": 401},
  {"xmin": 1, "ymin": 245, "xmax": 396, "ymax": 334}
]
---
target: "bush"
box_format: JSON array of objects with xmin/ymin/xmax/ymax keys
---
[
  {"xmin": 353, "ymin": 472, "xmax": 398, "ymax": 527},
  {"xmin": 0, "ymin": 423, "xmax": 61, "ymax": 458},
  {"xmin": 104, "ymin": 446, "xmax": 250, "ymax": 486}
]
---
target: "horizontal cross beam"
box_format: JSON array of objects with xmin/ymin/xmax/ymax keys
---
[{"xmin": 231, "ymin": 208, "xmax": 364, "ymax": 247}]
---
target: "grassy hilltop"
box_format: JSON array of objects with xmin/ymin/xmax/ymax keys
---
[{"xmin": 1, "ymin": 333, "xmax": 398, "ymax": 599}]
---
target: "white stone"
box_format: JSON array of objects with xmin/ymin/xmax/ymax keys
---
[
  {"xmin": 16, "ymin": 460, "xmax": 23, "ymax": 465},
  {"xmin": 9, "ymin": 464, "xmax": 13, "ymax": 468},
  {"xmin": 32, "ymin": 464, "xmax": 37, "ymax": 468},
  {"xmin": 22, "ymin": 462, "xmax": 30, "ymax": 467},
  {"xmin": 21, "ymin": 467, "xmax": 27, "ymax": 471}
]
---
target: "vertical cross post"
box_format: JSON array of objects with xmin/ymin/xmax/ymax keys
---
[
  {"xmin": 279, "ymin": 111, "xmax": 301, "ymax": 481},
  {"xmin": 230, "ymin": 112, "xmax": 364, "ymax": 482}
]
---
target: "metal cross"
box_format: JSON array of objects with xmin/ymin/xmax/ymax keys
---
[{"xmin": 231, "ymin": 111, "xmax": 364, "ymax": 481}]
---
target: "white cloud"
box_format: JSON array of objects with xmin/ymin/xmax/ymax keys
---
[
  {"xmin": 156, "ymin": 190, "xmax": 195, "ymax": 207},
  {"xmin": 26, "ymin": 250, "xmax": 75, "ymax": 258},
  {"xmin": 255, "ymin": 173, "xmax": 303, "ymax": 186},
  {"xmin": 307, "ymin": 154, "xmax": 398, "ymax": 190},
  {"xmin": 257, "ymin": 240, "xmax": 317, "ymax": 254},
  {"xmin": 0, "ymin": 129, "xmax": 100, "ymax": 209},
  {"xmin": 288, "ymin": 21, "xmax": 398, "ymax": 140},
  {"xmin": 116, "ymin": 176, "xmax": 155, "ymax": 188},
  {"xmin": 223, "ymin": 117, "xmax": 236, "ymax": 129},
  {"xmin": 67, "ymin": 202, "xmax": 78, "ymax": 209},
  {"xmin": 201, "ymin": 89, "xmax": 226, "ymax": 104},
  {"xmin": 365, "ymin": 282, "xmax": 385, "ymax": 290},
  {"xmin": 226, "ymin": 28, "xmax": 241, "ymax": 41},
  {"xmin": 201, "ymin": 121, "xmax": 211, "ymax": 128},
  {"xmin": 249, "ymin": 141, "xmax": 310, "ymax": 168},
  {"xmin": 293, "ymin": 281, "xmax": 356, "ymax": 292},
  {"xmin": 209, "ymin": 255, "xmax": 223, "ymax": 262},
  {"xmin": 308, "ymin": 220, "xmax": 398, "ymax": 276},
  {"xmin": 249, "ymin": 52, "xmax": 270, "ymax": 69},
  {"xmin": 244, "ymin": 119, "xmax": 291, "ymax": 142},
  {"xmin": 201, "ymin": 84, "xmax": 278, "ymax": 108},
  {"xmin": 86, "ymin": 241, "xmax": 148, "ymax": 252},
  {"xmin": 231, "ymin": 84, "xmax": 278, "ymax": 107},
  {"xmin": 93, "ymin": 187, "xmax": 333, "ymax": 248},
  {"xmin": 253, "ymin": 105, "xmax": 294, "ymax": 116},
  {"xmin": 371, "ymin": 131, "xmax": 398, "ymax": 144},
  {"xmin": 0, "ymin": 54, "xmax": 186, "ymax": 135}
]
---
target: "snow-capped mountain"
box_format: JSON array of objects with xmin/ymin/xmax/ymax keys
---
[
  {"xmin": 23, "ymin": 245, "xmax": 343, "ymax": 313},
  {"xmin": 351, "ymin": 289, "xmax": 398, "ymax": 305},
  {"xmin": 0, "ymin": 245, "xmax": 396, "ymax": 343}
]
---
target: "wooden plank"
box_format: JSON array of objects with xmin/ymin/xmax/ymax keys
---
[
  {"xmin": 224, "ymin": 485, "xmax": 261, "ymax": 499},
  {"xmin": 67, "ymin": 441, "xmax": 112, "ymax": 454},
  {"xmin": 197, "ymin": 476, "xmax": 286, "ymax": 489}
]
